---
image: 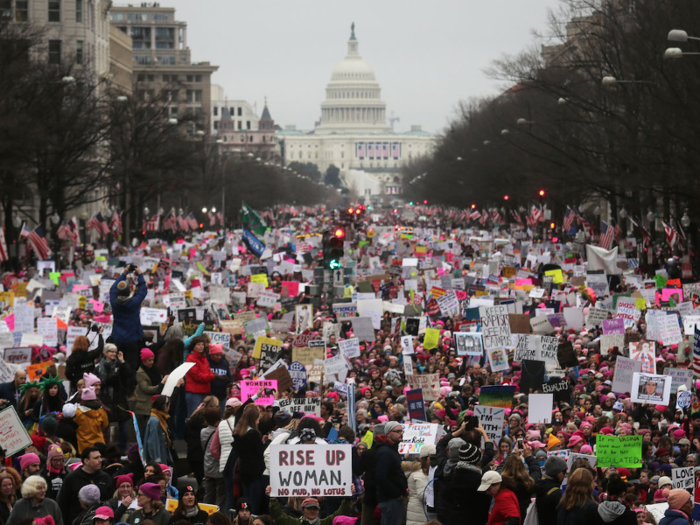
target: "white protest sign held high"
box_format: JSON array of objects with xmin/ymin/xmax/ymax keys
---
[
  {"xmin": 475, "ymin": 406, "xmax": 505, "ymax": 443},
  {"xmin": 278, "ymin": 398, "xmax": 321, "ymax": 416},
  {"xmin": 538, "ymin": 336, "xmax": 559, "ymax": 365},
  {"xmin": 671, "ymin": 467, "xmax": 694, "ymax": 492},
  {"xmin": 0, "ymin": 406, "xmax": 32, "ymax": 456},
  {"xmin": 398, "ymin": 423, "xmax": 440, "ymax": 454},
  {"xmin": 204, "ymin": 331, "xmax": 231, "ymax": 347},
  {"xmin": 611, "ymin": 356, "xmax": 642, "ymax": 394},
  {"xmin": 529, "ymin": 394, "xmax": 554, "ymax": 424},
  {"xmin": 257, "ymin": 291, "xmax": 280, "ymax": 308},
  {"xmin": 270, "ymin": 444, "xmax": 352, "ymax": 497},
  {"xmin": 338, "ymin": 338, "xmax": 360, "ymax": 359},
  {"xmin": 657, "ymin": 313, "xmax": 683, "ymax": 345},
  {"xmin": 631, "ymin": 372, "xmax": 672, "ymax": 405},
  {"xmin": 162, "ymin": 362, "xmax": 195, "ymax": 397},
  {"xmin": 37, "ymin": 318, "xmax": 58, "ymax": 347},
  {"xmin": 514, "ymin": 335, "xmax": 537, "ymax": 361},
  {"xmin": 401, "ymin": 335, "xmax": 415, "ymax": 355},
  {"xmin": 479, "ymin": 305, "xmax": 511, "ymax": 349},
  {"xmin": 139, "ymin": 308, "xmax": 168, "ymax": 326},
  {"xmin": 615, "ymin": 298, "xmax": 640, "ymax": 329}
]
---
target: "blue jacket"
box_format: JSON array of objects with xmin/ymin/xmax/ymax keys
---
[
  {"xmin": 143, "ymin": 415, "xmax": 172, "ymax": 465},
  {"xmin": 208, "ymin": 355, "xmax": 232, "ymax": 399},
  {"xmin": 110, "ymin": 274, "xmax": 148, "ymax": 343},
  {"xmin": 659, "ymin": 509, "xmax": 692, "ymax": 525},
  {"xmin": 0, "ymin": 381, "xmax": 20, "ymax": 409}
]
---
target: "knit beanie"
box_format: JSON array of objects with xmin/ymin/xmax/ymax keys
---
[
  {"xmin": 664, "ymin": 488, "xmax": 690, "ymax": 510},
  {"xmin": 458, "ymin": 443, "xmax": 482, "ymax": 465},
  {"xmin": 544, "ymin": 456, "xmax": 567, "ymax": 477},
  {"xmin": 139, "ymin": 482, "xmax": 161, "ymax": 500},
  {"xmin": 384, "ymin": 421, "xmax": 402, "ymax": 434},
  {"xmin": 140, "ymin": 348, "xmax": 155, "ymax": 361},
  {"xmin": 78, "ymin": 484, "xmax": 101, "ymax": 505},
  {"xmin": 19, "ymin": 453, "xmax": 40, "ymax": 473},
  {"xmin": 448, "ymin": 438, "xmax": 466, "ymax": 460},
  {"xmin": 373, "ymin": 423, "xmax": 386, "ymax": 437}
]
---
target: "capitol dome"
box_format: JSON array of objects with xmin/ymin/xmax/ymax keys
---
[{"xmin": 315, "ymin": 24, "xmax": 392, "ymax": 134}]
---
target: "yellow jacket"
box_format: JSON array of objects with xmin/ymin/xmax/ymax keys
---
[{"xmin": 74, "ymin": 404, "xmax": 109, "ymax": 453}]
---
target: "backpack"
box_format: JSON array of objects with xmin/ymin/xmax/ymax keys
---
[{"xmin": 524, "ymin": 487, "xmax": 559, "ymax": 525}]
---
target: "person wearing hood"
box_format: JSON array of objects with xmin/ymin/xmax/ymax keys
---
[
  {"xmin": 598, "ymin": 474, "xmax": 637, "ymax": 525},
  {"xmin": 375, "ymin": 420, "xmax": 407, "ymax": 525},
  {"xmin": 443, "ymin": 442, "xmax": 483, "ymax": 525},
  {"xmin": 168, "ymin": 486, "xmax": 208, "ymax": 525},
  {"xmin": 658, "ymin": 488, "xmax": 694, "ymax": 525},
  {"xmin": 534, "ymin": 456, "xmax": 566, "ymax": 524},
  {"xmin": 359, "ymin": 423, "xmax": 385, "ymax": 525},
  {"xmin": 184, "ymin": 337, "xmax": 217, "ymax": 416},
  {"xmin": 39, "ymin": 444, "xmax": 68, "ymax": 500},
  {"xmin": 110, "ymin": 265, "xmax": 148, "ymax": 371},
  {"xmin": 66, "ymin": 385, "xmax": 108, "ymax": 453}
]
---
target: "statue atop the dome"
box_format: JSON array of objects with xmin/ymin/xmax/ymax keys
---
[{"xmin": 350, "ymin": 22, "xmax": 356, "ymax": 40}]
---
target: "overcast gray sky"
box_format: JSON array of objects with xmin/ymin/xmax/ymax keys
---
[{"xmin": 164, "ymin": 0, "xmax": 559, "ymax": 134}]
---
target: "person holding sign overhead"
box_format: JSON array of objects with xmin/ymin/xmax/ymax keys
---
[
  {"xmin": 264, "ymin": 484, "xmax": 355, "ymax": 525},
  {"xmin": 110, "ymin": 265, "xmax": 148, "ymax": 371}
]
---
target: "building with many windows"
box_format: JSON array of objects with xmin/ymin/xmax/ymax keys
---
[
  {"xmin": 109, "ymin": 3, "xmax": 218, "ymax": 132},
  {"xmin": 278, "ymin": 24, "xmax": 434, "ymax": 205},
  {"xmin": 210, "ymin": 84, "xmax": 260, "ymax": 136}
]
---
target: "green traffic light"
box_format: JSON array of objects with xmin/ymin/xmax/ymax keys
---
[{"xmin": 329, "ymin": 259, "xmax": 341, "ymax": 269}]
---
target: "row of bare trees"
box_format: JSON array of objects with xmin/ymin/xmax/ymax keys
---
[
  {"xmin": 404, "ymin": 0, "xmax": 700, "ymax": 231},
  {"xmin": 0, "ymin": 21, "xmax": 335, "ymax": 249}
]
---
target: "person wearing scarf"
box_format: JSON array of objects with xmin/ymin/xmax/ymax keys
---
[
  {"xmin": 144, "ymin": 395, "xmax": 174, "ymax": 467},
  {"xmin": 167, "ymin": 486, "xmax": 208, "ymax": 525},
  {"xmin": 135, "ymin": 348, "xmax": 168, "ymax": 439},
  {"xmin": 39, "ymin": 444, "xmax": 67, "ymax": 500}
]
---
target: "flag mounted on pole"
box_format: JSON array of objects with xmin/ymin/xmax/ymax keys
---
[
  {"xmin": 28, "ymin": 226, "xmax": 52, "ymax": 260},
  {"xmin": 242, "ymin": 227, "xmax": 265, "ymax": 258},
  {"xmin": 563, "ymin": 206, "xmax": 575, "ymax": 232},
  {"xmin": 187, "ymin": 213, "xmax": 198, "ymax": 230},
  {"xmin": 598, "ymin": 221, "xmax": 614, "ymax": 250},
  {"xmin": 663, "ymin": 221, "xmax": 679, "ymax": 248},
  {"xmin": 110, "ymin": 210, "xmax": 122, "ymax": 237},
  {"xmin": 241, "ymin": 202, "xmax": 267, "ymax": 237}
]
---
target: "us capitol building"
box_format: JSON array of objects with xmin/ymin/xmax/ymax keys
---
[{"xmin": 278, "ymin": 24, "xmax": 435, "ymax": 205}]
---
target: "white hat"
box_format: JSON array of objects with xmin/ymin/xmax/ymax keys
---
[
  {"xmin": 658, "ymin": 476, "xmax": 672, "ymax": 488},
  {"xmin": 477, "ymin": 471, "xmax": 502, "ymax": 492}
]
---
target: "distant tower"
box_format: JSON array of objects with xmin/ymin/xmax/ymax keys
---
[{"xmin": 259, "ymin": 96, "xmax": 274, "ymax": 130}]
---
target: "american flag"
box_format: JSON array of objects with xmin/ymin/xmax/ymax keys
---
[
  {"xmin": 510, "ymin": 210, "xmax": 523, "ymax": 226},
  {"xmin": 530, "ymin": 205, "xmax": 544, "ymax": 224},
  {"xmin": 469, "ymin": 210, "xmax": 481, "ymax": 221},
  {"xmin": 580, "ymin": 215, "xmax": 593, "ymax": 239},
  {"xmin": 598, "ymin": 221, "xmax": 614, "ymax": 250},
  {"xmin": 28, "ymin": 226, "xmax": 51, "ymax": 260},
  {"xmin": 563, "ymin": 206, "xmax": 575, "ymax": 231},
  {"xmin": 694, "ymin": 326, "xmax": 700, "ymax": 379},
  {"xmin": 57, "ymin": 219, "xmax": 79, "ymax": 246},
  {"xmin": 217, "ymin": 211, "xmax": 223, "ymax": 226},
  {"xmin": 0, "ymin": 228, "xmax": 7, "ymax": 263},
  {"xmin": 208, "ymin": 211, "xmax": 216, "ymax": 227},
  {"xmin": 162, "ymin": 212, "xmax": 176, "ymax": 231},
  {"xmin": 177, "ymin": 213, "xmax": 189, "ymax": 231},
  {"xmin": 479, "ymin": 210, "xmax": 488, "ymax": 226},
  {"xmin": 110, "ymin": 210, "xmax": 122, "ymax": 237},
  {"xmin": 663, "ymin": 221, "xmax": 678, "ymax": 248},
  {"xmin": 491, "ymin": 208, "xmax": 502, "ymax": 224},
  {"xmin": 630, "ymin": 217, "xmax": 652, "ymax": 246},
  {"xmin": 19, "ymin": 223, "xmax": 31, "ymax": 239},
  {"xmin": 187, "ymin": 212, "xmax": 198, "ymax": 230},
  {"xmin": 613, "ymin": 219, "xmax": 621, "ymax": 242},
  {"xmin": 86, "ymin": 212, "xmax": 109, "ymax": 237},
  {"xmin": 146, "ymin": 215, "xmax": 160, "ymax": 232}
]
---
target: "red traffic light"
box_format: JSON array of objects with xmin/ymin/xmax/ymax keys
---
[
  {"xmin": 355, "ymin": 209, "xmax": 361, "ymax": 214},
  {"xmin": 348, "ymin": 208, "xmax": 354, "ymax": 214},
  {"xmin": 550, "ymin": 222, "xmax": 555, "ymax": 229},
  {"xmin": 471, "ymin": 204, "xmax": 476, "ymax": 209},
  {"xmin": 334, "ymin": 228, "xmax": 345, "ymax": 238},
  {"xmin": 504, "ymin": 195, "xmax": 509, "ymax": 200},
  {"xmin": 539, "ymin": 190, "xmax": 545, "ymax": 197},
  {"xmin": 423, "ymin": 200, "xmax": 428, "ymax": 204}
]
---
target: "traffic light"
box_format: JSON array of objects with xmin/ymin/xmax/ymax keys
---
[
  {"xmin": 539, "ymin": 190, "xmax": 546, "ymax": 203},
  {"xmin": 550, "ymin": 222, "xmax": 556, "ymax": 229},
  {"xmin": 323, "ymin": 228, "xmax": 345, "ymax": 269}
]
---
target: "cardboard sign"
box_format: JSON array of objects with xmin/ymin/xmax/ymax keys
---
[
  {"xmin": 253, "ymin": 337, "xmax": 283, "ymax": 373},
  {"xmin": 264, "ymin": 366, "xmax": 293, "ymax": 393},
  {"xmin": 611, "ymin": 356, "xmax": 642, "ymax": 394},
  {"xmin": 479, "ymin": 305, "xmax": 511, "ymax": 349},
  {"xmin": 270, "ymin": 444, "xmax": 352, "ymax": 497},
  {"xmin": 596, "ymin": 435, "xmax": 642, "ymax": 467},
  {"xmin": 0, "ymin": 406, "xmax": 32, "ymax": 456},
  {"xmin": 406, "ymin": 373, "xmax": 440, "ymax": 402},
  {"xmin": 671, "ymin": 467, "xmax": 694, "ymax": 492},
  {"xmin": 398, "ymin": 423, "xmax": 440, "ymax": 454},
  {"xmin": 338, "ymin": 338, "xmax": 360, "ymax": 359},
  {"xmin": 292, "ymin": 346, "xmax": 325, "ymax": 365},
  {"xmin": 26, "ymin": 360, "xmax": 54, "ymax": 381}
]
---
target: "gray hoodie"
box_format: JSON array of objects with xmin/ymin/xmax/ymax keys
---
[
  {"xmin": 598, "ymin": 500, "xmax": 627, "ymax": 523},
  {"xmin": 443, "ymin": 438, "xmax": 466, "ymax": 477}
]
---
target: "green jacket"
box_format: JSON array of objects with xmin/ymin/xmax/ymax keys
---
[{"xmin": 269, "ymin": 498, "xmax": 354, "ymax": 525}]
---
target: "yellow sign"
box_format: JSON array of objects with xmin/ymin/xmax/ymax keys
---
[
  {"xmin": 361, "ymin": 431, "xmax": 373, "ymax": 448},
  {"xmin": 196, "ymin": 262, "xmax": 210, "ymax": 276},
  {"xmin": 12, "ymin": 283, "xmax": 28, "ymax": 298},
  {"xmin": 367, "ymin": 230, "xmax": 375, "ymax": 238},
  {"xmin": 544, "ymin": 269, "xmax": 564, "ymax": 284},
  {"xmin": 184, "ymin": 290, "xmax": 193, "ymax": 300},
  {"xmin": 424, "ymin": 328, "xmax": 440, "ymax": 350},
  {"xmin": 78, "ymin": 296, "xmax": 87, "ymax": 310},
  {"xmin": 251, "ymin": 274, "xmax": 269, "ymax": 287},
  {"xmin": 502, "ymin": 266, "xmax": 517, "ymax": 279},
  {"xmin": 0, "ymin": 292, "xmax": 14, "ymax": 307},
  {"xmin": 166, "ymin": 499, "xmax": 219, "ymax": 515},
  {"xmin": 253, "ymin": 336, "xmax": 283, "ymax": 359},
  {"xmin": 636, "ymin": 297, "xmax": 647, "ymax": 310}
]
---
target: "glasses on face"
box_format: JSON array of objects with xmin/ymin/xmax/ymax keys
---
[{"xmin": 51, "ymin": 457, "xmax": 64, "ymax": 463}]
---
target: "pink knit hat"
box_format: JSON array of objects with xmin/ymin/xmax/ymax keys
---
[
  {"xmin": 19, "ymin": 452, "xmax": 40, "ymax": 472},
  {"xmin": 83, "ymin": 373, "xmax": 100, "ymax": 387},
  {"xmin": 664, "ymin": 488, "xmax": 690, "ymax": 509},
  {"xmin": 140, "ymin": 348, "xmax": 155, "ymax": 361}
]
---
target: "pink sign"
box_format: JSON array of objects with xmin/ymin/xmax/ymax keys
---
[
  {"xmin": 516, "ymin": 279, "xmax": 533, "ymax": 287},
  {"xmin": 4, "ymin": 314, "xmax": 14, "ymax": 331},
  {"xmin": 282, "ymin": 281, "xmax": 299, "ymax": 297},
  {"xmin": 241, "ymin": 379, "xmax": 277, "ymax": 405},
  {"xmin": 602, "ymin": 318, "xmax": 625, "ymax": 335}
]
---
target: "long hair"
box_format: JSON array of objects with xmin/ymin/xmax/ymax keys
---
[
  {"xmin": 161, "ymin": 339, "xmax": 184, "ymax": 369},
  {"xmin": 191, "ymin": 396, "xmax": 219, "ymax": 419},
  {"xmin": 501, "ymin": 454, "xmax": 534, "ymax": 492},
  {"xmin": 71, "ymin": 336, "xmax": 89, "ymax": 353},
  {"xmin": 234, "ymin": 405, "xmax": 260, "ymax": 437},
  {"xmin": 558, "ymin": 468, "xmax": 595, "ymax": 511},
  {"xmin": 0, "ymin": 468, "xmax": 21, "ymax": 504}
]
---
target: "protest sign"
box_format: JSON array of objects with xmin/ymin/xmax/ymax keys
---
[
  {"xmin": 474, "ymin": 406, "xmax": 505, "ymax": 443},
  {"xmin": 253, "ymin": 337, "xmax": 283, "ymax": 373},
  {"xmin": 0, "ymin": 406, "xmax": 32, "ymax": 456},
  {"xmin": 332, "ymin": 303, "xmax": 357, "ymax": 320},
  {"xmin": 406, "ymin": 389, "xmax": 426, "ymax": 421},
  {"xmin": 287, "ymin": 362, "xmax": 307, "ymax": 391},
  {"xmin": 478, "ymin": 385, "xmax": 516, "ymax": 409},
  {"xmin": 538, "ymin": 336, "xmax": 559, "ymax": 364},
  {"xmin": 600, "ymin": 334, "xmax": 625, "ymax": 356},
  {"xmin": 400, "ymin": 335, "xmax": 415, "ymax": 355},
  {"xmin": 528, "ymin": 394, "xmax": 553, "ymax": 424},
  {"xmin": 657, "ymin": 313, "xmax": 683, "ymax": 345},
  {"xmin": 514, "ymin": 335, "xmax": 537, "ymax": 362},
  {"xmin": 257, "ymin": 291, "xmax": 280, "ymax": 308},
  {"xmin": 556, "ymin": 341, "xmax": 578, "ymax": 368},
  {"xmin": 264, "ymin": 366, "xmax": 294, "ymax": 393},
  {"xmin": 611, "ymin": 356, "xmax": 642, "ymax": 394},
  {"xmin": 436, "ymin": 291, "xmax": 459, "ymax": 317},
  {"xmin": 398, "ymin": 423, "xmax": 440, "ymax": 454},
  {"xmin": 586, "ymin": 308, "xmax": 608, "ymax": 329},
  {"xmin": 615, "ymin": 298, "xmax": 640, "ymax": 329},
  {"xmin": 629, "ymin": 341, "xmax": 656, "ymax": 374},
  {"xmin": 666, "ymin": 368, "xmax": 693, "ymax": 394},
  {"xmin": 407, "ymin": 373, "xmax": 440, "ymax": 402},
  {"xmin": 530, "ymin": 315, "xmax": 554, "ymax": 334},
  {"xmin": 204, "ymin": 331, "xmax": 231, "ymax": 347},
  {"xmin": 244, "ymin": 318, "xmax": 269, "ymax": 337},
  {"xmin": 139, "ymin": 307, "xmax": 168, "ymax": 326},
  {"xmin": 631, "ymin": 372, "xmax": 672, "ymax": 405},
  {"xmin": 541, "ymin": 378, "xmax": 571, "ymax": 402},
  {"xmin": 596, "ymin": 435, "xmax": 642, "ymax": 467},
  {"xmin": 36, "ymin": 318, "xmax": 58, "ymax": 347},
  {"xmin": 3, "ymin": 347, "xmax": 31, "ymax": 365},
  {"xmin": 671, "ymin": 467, "xmax": 694, "ymax": 492},
  {"xmin": 278, "ymin": 397, "xmax": 321, "ymax": 416},
  {"xmin": 324, "ymin": 354, "xmax": 350, "ymax": 381},
  {"xmin": 487, "ymin": 347, "xmax": 509, "ymax": 373},
  {"xmin": 270, "ymin": 444, "xmax": 352, "ymax": 497},
  {"xmin": 423, "ymin": 328, "xmax": 440, "ymax": 350},
  {"xmin": 162, "ymin": 362, "xmax": 194, "ymax": 397},
  {"xmin": 479, "ymin": 305, "xmax": 511, "ymax": 349},
  {"xmin": 603, "ymin": 318, "xmax": 625, "ymax": 335},
  {"xmin": 26, "ymin": 360, "xmax": 53, "ymax": 381},
  {"xmin": 454, "ymin": 332, "xmax": 483, "ymax": 356},
  {"xmin": 351, "ymin": 317, "xmax": 375, "ymax": 342},
  {"xmin": 241, "ymin": 379, "xmax": 277, "ymax": 405},
  {"xmin": 292, "ymin": 346, "xmax": 325, "ymax": 365},
  {"xmin": 338, "ymin": 338, "xmax": 361, "ymax": 359}
]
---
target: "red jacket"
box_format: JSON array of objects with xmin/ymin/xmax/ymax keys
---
[
  {"xmin": 488, "ymin": 488, "xmax": 520, "ymax": 525},
  {"xmin": 185, "ymin": 351, "xmax": 215, "ymax": 394}
]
